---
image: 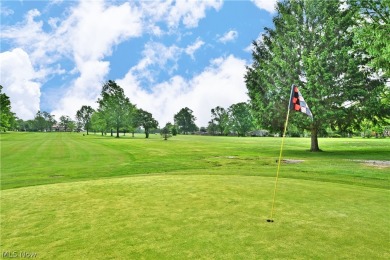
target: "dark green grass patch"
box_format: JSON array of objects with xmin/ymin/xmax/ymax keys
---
[
  {"xmin": 1, "ymin": 175, "xmax": 389, "ymax": 259},
  {"xmin": 1, "ymin": 133, "xmax": 389, "ymax": 190}
]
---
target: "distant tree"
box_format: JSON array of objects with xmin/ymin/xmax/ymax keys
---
[
  {"xmin": 171, "ymin": 125, "xmax": 178, "ymax": 136},
  {"xmin": 59, "ymin": 115, "xmax": 72, "ymax": 132},
  {"xmin": 210, "ymin": 106, "xmax": 230, "ymax": 135},
  {"xmin": 125, "ymin": 103, "xmax": 138, "ymax": 137},
  {"xmin": 207, "ymin": 120, "xmax": 218, "ymax": 135},
  {"xmin": 76, "ymin": 105, "xmax": 95, "ymax": 135},
  {"xmin": 91, "ymin": 111, "xmax": 107, "ymax": 135},
  {"xmin": 174, "ymin": 107, "xmax": 198, "ymax": 134},
  {"xmin": 34, "ymin": 111, "xmax": 47, "ymax": 132},
  {"xmin": 228, "ymin": 102, "xmax": 254, "ymax": 137},
  {"xmin": 67, "ymin": 120, "xmax": 76, "ymax": 133},
  {"xmin": 0, "ymin": 85, "xmax": 13, "ymax": 131},
  {"xmin": 42, "ymin": 112, "xmax": 56, "ymax": 132},
  {"xmin": 136, "ymin": 109, "xmax": 158, "ymax": 138},
  {"xmin": 97, "ymin": 80, "xmax": 133, "ymax": 138},
  {"xmin": 161, "ymin": 122, "xmax": 173, "ymax": 140}
]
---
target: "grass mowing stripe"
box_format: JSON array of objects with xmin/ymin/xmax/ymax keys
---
[
  {"xmin": 1, "ymin": 133, "xmax": 389, "ymax": 190},
  {"xmin": 1, "ymin": 175, "xmax": 389, "ymax": 259}
]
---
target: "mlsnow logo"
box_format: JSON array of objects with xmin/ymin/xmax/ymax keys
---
[{"xmin": 2, "ymin": 251, "xmax": 37, "ymax": 258}]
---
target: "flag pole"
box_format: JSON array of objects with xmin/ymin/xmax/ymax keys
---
[{"xmin": 267, "ymin": 85, "xmax": 294, "ymax": 223}]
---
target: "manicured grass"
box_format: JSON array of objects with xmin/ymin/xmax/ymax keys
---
[
  {"xmin": 1, "ymin": 132, "xmax": 389, "ymax": 190},
  {"xmin": 1, "ymin": 133, "xmax": 389, "ymax": 259},
  {"xmin": 1, "ymin": 175, "xmax": 389, "ymax": 259}
]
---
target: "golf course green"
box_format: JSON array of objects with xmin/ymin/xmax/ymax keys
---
[{"xmin": 1, "ymin": 133, "xmax": 389, "ymax": 259}]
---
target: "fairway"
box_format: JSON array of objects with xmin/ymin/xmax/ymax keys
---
[{"xmin": 1, "ymin": 133, "xmax": 389, "ymax": 259}]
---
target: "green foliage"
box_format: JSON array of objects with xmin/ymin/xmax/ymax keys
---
[
  {"xmin": 0, "ymin": 85, "xmax": 14, "ymax": 131},
  {"xmin": 90, "ymin": 111, "xmax": 108, "ymax": 135},
  {"xmin": 160, "ymin": 122, "xmax": 173, "ymax": 140},
  {"xmin": 210, "ymin": 106, "xmax": 230, "ymax": 135},
  {"xmin": 245, "ymin": 0, "xmax": 389, "ymax": 151},
  {"xmin": 350, "ymin": 0, "xmax": 390, "ymax": 77},
  {"xmin": 76, "ymin": 105, "xmax": 95, "ymax": 135},
  {"xmin": 228, "ymin": 102, "xmax": 254, "ymax": 136},
  {"xmin": 59, "ymin": 115, "xmax": 74, "ymax": 132},
  {"xmin": 97, "ymin": 80, "xmax": 134, "ymax": 138},
  {"xmin": 174, "ymin": 107, "xmax": 198, "ymax": 134},
  {"xmin": 33, "ymin": 111, "xmax": 56, "ymax": 132},
  {"xmin": 136, "ymin": 109, "xmax": 159, "ymax": 138}
]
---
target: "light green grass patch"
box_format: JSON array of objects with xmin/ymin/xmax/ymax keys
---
[{"xmin": 1, "ymin": 175, "xmax": 389, "ymax": 259}]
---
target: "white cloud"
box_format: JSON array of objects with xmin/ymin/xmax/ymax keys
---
[
  {"xmin": 0, "ymin": 48, "xmax": 41, "ymax": 120},
  {"xmin": 59, "ymin": 1, "xmax": 142, "ymax": 64},
  {"xmin": 251, "ymin": 0, "xmax": 278, "ymax": 14},
  {"xmin": 130, "ymin": 42, "xmax": 182, "ymax": 83},
  {"xmin": 50, "ymin": 1, "xmax": 143, "ymax": 119},
  {"xmin": 141, "ymin": 0, "xmax": 223, "ymax": 29},
  {"xmin": 1, "ymin": 0, "xmax": 224, "ymax": 120},
  {"xmin": 185, "ymin": 38, "xmax": 205, "ymax": 59},
  {"xmin": 1, "ymin": 9, "xmax": 54, "ymax": 67},
  {"xmin": 118, "ymin": 55, "xmax": 248, "ymax": 127},
  {"xmin": 1, "ymin": 6, "xmax": 14, "ymax": 16},
  {"xmin": 218, "ymin": 30, "xmax": 238, "ymax": 43}
]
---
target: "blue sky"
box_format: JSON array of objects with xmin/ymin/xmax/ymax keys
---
[{"xmin": 0, "ymin": 0, "xmax": 276, "ymax": 126}]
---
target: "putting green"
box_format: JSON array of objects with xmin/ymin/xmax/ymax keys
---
[{"xmin": 1, "ymin": 175, "xmax": 388, "ymax": 259}]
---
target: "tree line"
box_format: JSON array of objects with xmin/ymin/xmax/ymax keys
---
[
  {"xmin": 2, "ymin": 81, "xmax": 259, "ymax": 138},
  {"xmin": 2, "ymin": 0, "xmax": 388, "ymax": 147}
]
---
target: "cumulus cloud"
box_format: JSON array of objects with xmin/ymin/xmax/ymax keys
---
[
  {"xmin": 251, "ymin": 0, "xmax": 278, "ymax": 14},
  {"xmin": 60, "ymin": 1, "xmax": 142, "ymax": 64},
  {"xmin": 43, "ymin": 0, "xmax": 143, "ymax": 119},
  {"xmin": 118, "ymin": 55, "xmax": 249, "ymax": 127},
  {"xmin": 218, "ymin": 30, "xmax": 238, "ymax": 43},
  {"xmin": 0, "ymin": 49, "xmax": 41, "ymax": 120},
  {"xmin": 185, "ymin": 38, "xmax": 205, "ymax": 60},
  {"xmin": 1, "ymin": 0, "xmax": 224, "ymax": 120},
  {"xmin": 141, "ymin": 0, "xmax": 223, "ymax": 28}
]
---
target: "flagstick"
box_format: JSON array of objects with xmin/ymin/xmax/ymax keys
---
[{"xmin": 267, "ymin": 95, "xmax": 292, "ymax": 223}]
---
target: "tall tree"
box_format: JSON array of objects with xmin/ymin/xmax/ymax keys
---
[
  {"xmin": 76, "ymin": 105, "xmax": 95, "ymax": 135},
  {"xmin": 97, "ymin": 80, "xmax": 133, "ymax": 138},
  {"xmin": 228, "ymin": 102, "xmax": 254, "ymax": 137},
  {"xmin": 245, "ymin": 0, "xmax": 388, "ymax": 151},
  {"xmin": 210, "ymin": 106, "xmax": 230, "ymax": 135},
  {"xmin": 135, "ymin": 109, "xmax": 158, "ymax": 138},
  {"xmin": 0, "ymin": 85, "xmax": 14, "ymax": 131},
  {"xmin": 174, "ymin": 107, "xmax": 198, "ymax": 134}
]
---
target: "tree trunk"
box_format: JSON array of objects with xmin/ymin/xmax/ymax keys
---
[
  {"xmin": 111, "ymin": 129, "xmax": 113, "ymax": 136},
  {"xmin": 145, "ymin": 130, "xmax": 149, "ymax": 138},
  {"xmin": 116, "ymin": 127, "xmax": 120, "ymax": 138},
  {"xmin": 310, "ymin": 127, "xmax": 321, "ymax": 152}
]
